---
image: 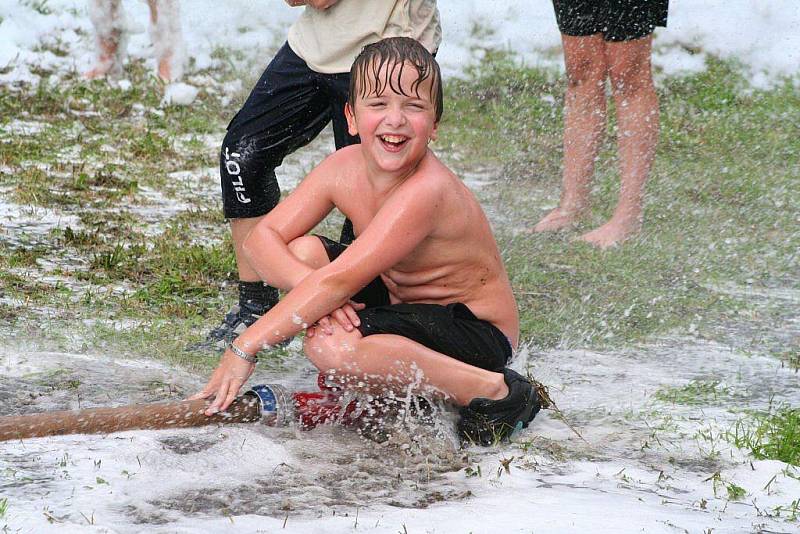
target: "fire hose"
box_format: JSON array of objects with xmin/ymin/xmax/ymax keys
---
[{"xmin": 0, "ymin": 374, "xmax": 363, "ymax": 442}]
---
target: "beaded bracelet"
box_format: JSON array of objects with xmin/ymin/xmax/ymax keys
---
[{"xmin": 228, "ymin": 341, "xmax": 258, "ymax": 364}]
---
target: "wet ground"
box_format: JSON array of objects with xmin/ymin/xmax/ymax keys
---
[
  {"xmin": 2, "ymin": 107, "xmax": 799, "ymax": 534},
  {"xmin": 2, "ymin": 323, "xmax": 799, "ymax": 533}
]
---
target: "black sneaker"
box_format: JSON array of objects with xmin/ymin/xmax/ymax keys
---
[
  {"xmin": 205, "ymin": 301, "xmax": 266, "ymax": 349},
  {"xmin": 457, "ymin": 369, "xmax": 543, "ymax": 446}
]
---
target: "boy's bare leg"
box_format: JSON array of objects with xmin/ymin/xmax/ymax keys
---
[
  {"xmin": 147, "ymin": 0, "xmax": 184, "ymax": 82},
  {"xmin": 231, "ymin": 217, "xmax": 264, "ymax": 283},
  {"xmin": 85, "ymin": 0, "xmax": 125, "ymax": 79},
  {"xmin": 281, "ymin": 238, "xmax": 509, "ymax": 406},
  {"xmin": 579, "ymin": 35, "xmax": 658, "ymax": 248},
  {"xmin": 533, "ymin": 34, "xmax": 607, "ymax": 233},
  {"xmin": 305, "ymin": 328, "xmax": 508, "ymax": 407}
]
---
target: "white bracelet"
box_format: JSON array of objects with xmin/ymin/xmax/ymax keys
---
[{"xmin": 228, "ymin": 341, "xmax": 258, "ymax": 364}]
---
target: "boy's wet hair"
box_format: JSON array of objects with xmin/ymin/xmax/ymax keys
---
[{"xmin": 349, "ymin": 37, "xmax": 443, "ymax": 123}]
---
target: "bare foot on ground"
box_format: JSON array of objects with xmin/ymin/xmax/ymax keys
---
[
  {"xmin": 84, "ymin": 40, "xmax": 120, "ymax": 79},
  {"xmin": 531, "ymin": 207, "xmax": 585, "ymax": 233},
  {"xmin": 577, "ymin": 217, "xmax": 641, "ymax": 249},
  {"xmin": 83, "ymin": 61, "xmax": 114, "ymax": 80},
  {"xmin": 85, "ymin": 54, "xmax": 119, "ymax": 79},
  {"xmin": 157, "ymin": 56, "xmax": 173, "ymax": 82}
]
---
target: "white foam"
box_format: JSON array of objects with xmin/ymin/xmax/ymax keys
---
[
  {"xmin": 161, "ymin": 83, "xmax": 199, "ymax": 107},
  {"xmin": 0, "ymin": 1, "xmax": 798, "ymax": 87},
  {"xmin": 2, "ymin": 336, "xmax": 799, "ymax": 533}
]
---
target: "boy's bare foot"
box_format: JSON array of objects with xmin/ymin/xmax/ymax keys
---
[
  {"xmin": 577, "ymin": 217, "xmax": 641, "ymax": 249},
  {"xmin": 157, "ymin": 56, "xmax": 173, "ymax": 82},
  {"xmin": 85, "ymin": 40, "xmax": 121, "ymax": 80},
  {"xmin": 531, "ymin": 206, "xmax": 584, "ymax": 233},
  {"xmin": 85, "ymin": 59, "xmax": 117, "ymax": 79}
]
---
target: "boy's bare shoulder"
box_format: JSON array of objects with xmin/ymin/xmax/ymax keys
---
[
  {"xmin": 312, "ymin": 145, "xmax": 365, "ymax": 183},
  {"xmin": 296, "ymin": 145, "xmax": 364, "ymax": 197},
  {"xmin": 403, "ymin": 151, "xmax": 461, "ymax": 196},
  {"xmin": 323, "ymin": 144, "xmax": 363, "ymax": 168}
]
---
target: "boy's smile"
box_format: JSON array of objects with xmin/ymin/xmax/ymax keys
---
[
  {"xmin": 378, "ymin": 134, "xmax": 409, "ymax": 152},
  {"xmin": 346, "ymin": 60, "xmax": 439, "ymax": 176}
]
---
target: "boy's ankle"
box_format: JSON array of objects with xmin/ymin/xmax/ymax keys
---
[
  {"xmin": 238, "ymin": 281, "xmax": 279, "ymax": 310},
  {"xmin": 606, "ymin": 211, "xmax": 643, "ymax": 232},
  {"xmin": 480, "ymin": 373, "xmax": 509, "ymax": 402}
]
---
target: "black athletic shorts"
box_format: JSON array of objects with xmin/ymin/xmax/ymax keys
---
[
  {"xmin": 317, "ymin": 236, "xmax": 513, "ymax": 372},
  {"xmin": 220, "ymin": 42, "xmax": 358, "ymax": 245},
  {"xmin": 552, "ymin": 0, "xmax": 668, "ymax": 42}
]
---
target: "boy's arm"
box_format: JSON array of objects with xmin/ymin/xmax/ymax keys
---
[
  {"xmin": 194, "ymin": 175, "xmax": 443, "ymax": 413},
  {"xmin": 256, "ymin": 173, "xmax": 444, "ymax": 326},
  {"xmin": 241, "ymin": 158, "xmax": 338, "ymax": 290}
]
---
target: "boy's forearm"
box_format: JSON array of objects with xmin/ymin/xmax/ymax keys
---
[
  {"xmin": 243, "ymin": 224, "xmax": 314, "ymax": 290},
  {"xmin": 234, "ymin": 268, "xmax": 354, "ymax": 353}
]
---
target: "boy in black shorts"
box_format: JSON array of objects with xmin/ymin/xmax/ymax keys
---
[
  {"xmin": 532, "ymin": 1, "xmax": 667, "ymax": 248},
  {"xmin": 206, "ymin": 0, "xmax": 441, "ymax": 349},
  {"xmin": 192, "ymin": 37, "xmax": 544, "ymax": 446}
]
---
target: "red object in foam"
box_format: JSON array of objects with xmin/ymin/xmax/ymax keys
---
[{"xmin": 290, "ymin": 374, "xmax": 361, "ymax": 430}]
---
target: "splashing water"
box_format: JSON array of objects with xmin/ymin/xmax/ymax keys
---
[{"xmin": 2, "ymin": 315, "xmax": 799, "ymax": 534}]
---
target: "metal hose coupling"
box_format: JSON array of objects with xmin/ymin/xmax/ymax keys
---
[{"xmin": 244, "ymin": 384, "xmax": 294, "ymax": 426}]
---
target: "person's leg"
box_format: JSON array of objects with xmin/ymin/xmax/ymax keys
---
[
  {"xmin": 299, "ymin": 264, "xmax": 541, "ymax": 443},
  {"xmin": 85, "ymin": 0, "xmax": 126, "ymax": 79},
  {"xmin": 229, "ymin": 217, "xmax": 263, "ymax": 284},
  {"xmin": 207, "ymin": 44, "xmax": 331, "ymax": 346},
  {"xmin": 579, "ymin": 34, "xmax": 658, "ymax": 248},
  {"xmin": 304, "ymin": 326, "xmax": 508, "ymax": 407},
  {"xmin": 146, "ymin": 0, "xmax": 184, "ymax": 82},
  {"xmin": 533, "ymin": 34, "xmax": 608, "ymax": 232},
  {"xmin": 286, "ymin": 235, "xmax": 333, "ymax": 270},
  {"xmin": 326, "ymin": 72, "xmax": 361, "ymax": 244}
]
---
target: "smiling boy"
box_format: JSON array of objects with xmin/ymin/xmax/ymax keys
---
[{"xmin": 192, "ymin": 37, "xmax": 543, "ymax": 445}]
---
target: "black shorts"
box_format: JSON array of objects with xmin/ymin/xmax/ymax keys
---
[
  {"xmin": 552, "ymin": 0, "xmax": 668, "ymax": 42},
  {"xmin": 220, "ymin": 42, "xmax": 358, "ymax": 224},
  {"xmin": 317, "ymin": 236, "xmax": 513, "ymax": 372}
]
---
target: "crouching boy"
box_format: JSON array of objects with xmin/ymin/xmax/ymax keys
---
[{"xmin": 192, "ymin": 37, "xmax": 543, "ymax": 445}]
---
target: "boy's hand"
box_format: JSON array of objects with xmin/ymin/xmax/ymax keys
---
[
  {"xmin": 189, "ymin": 350, "xmax": 256, "ymax": 415},
  {"xmin": 306, "ymin": 301, "xmax": 365, "ymax": 337}
]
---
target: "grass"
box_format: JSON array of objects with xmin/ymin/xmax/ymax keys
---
[
  {"xmin": 727, "ymin": 407, "xmax": 800, "ymax": 466},
  {"xmin": 654, "ymin": 380, "xmax": 733, "ymax": 406},
  {"xmin": 0, "ymin": 48, "xmax": 798, "ymax": 373},
  {"xmin": 34, "ymin": 369, "xmax": 81, "ymax": 391},
  {"xmin": 440, "ymin": 55, "xmax": 800, "ymax": 351}
]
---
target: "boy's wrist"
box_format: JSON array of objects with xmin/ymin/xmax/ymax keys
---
[{"xmin": 228, "ymin": 341, "xmax": 258, "ymax": 364}]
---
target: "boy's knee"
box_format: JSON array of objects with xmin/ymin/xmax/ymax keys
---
[
  {"xmin": 303, "ymin": 334, "xmax": 344, "ymax": 374},
  {"xmin": 303, "ymin": 329, "xmax": 362, "ymax": 375},
  {"xmin": 609, "ymin": 69, "xmax": 653, "ymax": 99},
  {"xmin": 565, "ymin": 57, "xmax": 606, "ymax": 90},
  {"xmin": 288, "ymin": 236, "xmax": 329, "ymax": 268},
  {"xmin": 608, "ymin": 55, "xmax": 653, "ymax": 98}
]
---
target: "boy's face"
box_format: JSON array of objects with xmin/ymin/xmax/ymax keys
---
[{"xmin": 345, "ymin": 60, "xmax": 439, "ymax": 175}]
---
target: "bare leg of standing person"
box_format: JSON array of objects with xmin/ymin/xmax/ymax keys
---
[
  {"xmin": 86, "ymin": 0, "xmax": 183, "ymax": 82},
  {"xmin": 230, "ymin": 217, "xmax": 263, "ymax": 286},
  {"xmin": 533, "ymin": 34, "xmax": 607, "ymax": 232},
  {"xmin": 579, "ymin": 35, "xmax": 658, "ymax": 248},
  {"xmin": 85, "ymin": 0, "xmax": 125, "ymax": 79},
  {"xmin": 147, "ymin": 0, "xmax": 184, "ymax": 82}
]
